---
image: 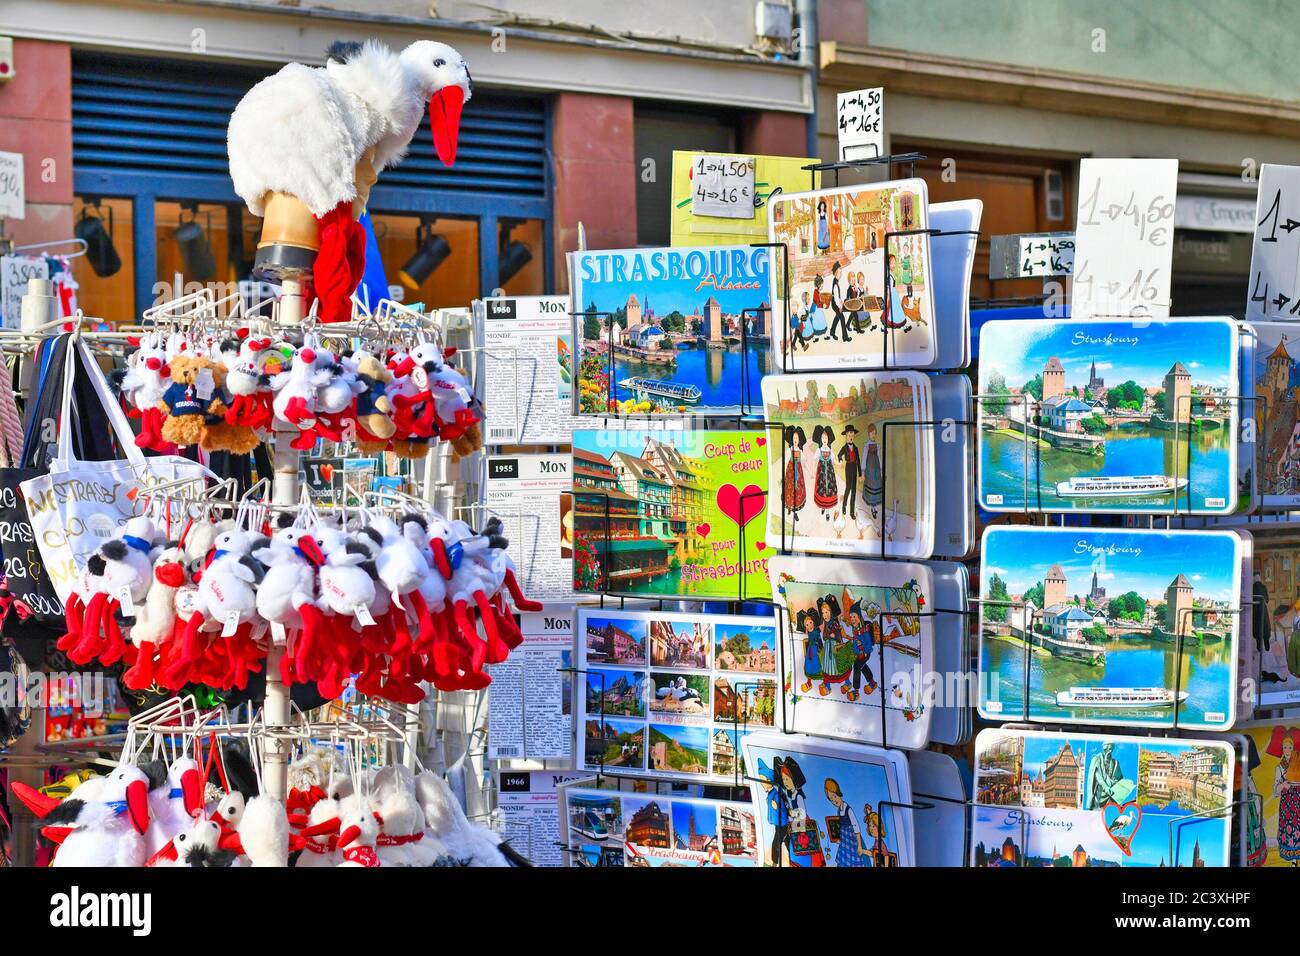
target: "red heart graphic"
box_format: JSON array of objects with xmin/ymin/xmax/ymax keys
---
[
  {"xmin": 716, "ymin": 483, "xmax": 765, "ymax": 529},
  {"xmin": 320, "ymin": 464, "xmax": 335, "ymax": 481},
  {"xmin": 756, "ymin": 541, "xmax": 766, "ymax": 551},
  {"xmin": 1101, "ymin": 799, "xmax": 1142, "ymax": 857},
  {"xmin": 695, "ymin": 523, "xmax": 711, "ymax": 538},
  {"xmin": 756, "ymin": 436, "xmax": 767, "ymax": 446}
]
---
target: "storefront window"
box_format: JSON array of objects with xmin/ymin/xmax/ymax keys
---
[
  {"xmin": 370, "ymin": 213, "xmax": 480, "ymax": 310},
  {"xmin": 151, "ymin": 200, "xmax": 259, "ymax": 311},
  {"xmin": 71, "ymin": 197, "xmax": 134, "ymax": 326}
]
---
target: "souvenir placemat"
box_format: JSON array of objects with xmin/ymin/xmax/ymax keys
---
[
  {"xmin": 570, "ymin": 246, "xmax": 771, "ymax": 416},
  {"xmin": 1240, "ymin": 719, "xmax": 1300, "ymax": 867},
  {"xmin": 978, "ymin": 317, "xmax": 1239, "ymax": 515},
  {"xmin": 762, "ymin": 370, "xmax": 934, "ymax": 559},
  {"xmin": 978, "ymin": 527, "xmax": 1241, "ymax": 731},
  {"xmin": 571, "ymin": 429, "xmax": 770, "ymax": 600},
  {"xmin": 768, "ymin": 180, "xmax": 935, "ymax": 371},
  {"xmin": 576, "ymin": 608, "xmax": 777, "ymax": 783},
  {"xmin": 558, "ymin": 780, "xmax": 760, "ymax": 868},
  {"xmin": 742, "ymin": 731, "xmax": 913, "ymax": 867},
  {"xmin": 972, "ymin": 728, "xmax": 1234, "ymax": 868},
  {"xmin": 770, "ymin": 553, "xmax": 934, "ymax": 748}
]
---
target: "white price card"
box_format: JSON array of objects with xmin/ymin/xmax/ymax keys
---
[
  {"xmin": 1017, "ymin": 234, "xmax": 1075, "ymax": 277},
  {"xmin": 1071, "ymin": 158, "xmax": 1177, "ymax": 319},
  {"xmin": 836, "ymin": 87, "xmax": 884, "ymax": 161},
  {"xmin": 690, "ymin": 154, "xmax": 756, "ymax": 220},
  {"xmin": 1246, "ymin": 163, "xmax": 1300, "ymax": 320},
  {"xmin": 0, "ymin": 254, "xmax": 48, "ymax": 330},
  {"xmin": 0, "ymin": 152, "xmax": 25, "ymax": 221}
]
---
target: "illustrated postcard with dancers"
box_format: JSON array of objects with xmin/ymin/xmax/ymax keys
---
[
  {"xmin": 768, "ymin": 180, "xmax": 936, "ymax": 371},
  {"xmin": 769, "ymin": 554, "xmax": 934, "ymax": 750},
  {"xmin": 762, "ymin": 370, "xmax": 933, "ymax": 559}
]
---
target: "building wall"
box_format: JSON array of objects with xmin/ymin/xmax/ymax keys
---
[
  {"xmin": 0, "ymin": 39, "xmax": 73, "ymax": 245},
  {"xmin": 862, "ymin": 0, "xmax": 1300, "ymax": 104}
]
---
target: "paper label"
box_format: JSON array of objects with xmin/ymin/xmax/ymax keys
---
[
  {"xmin": 195, "ymin": 368, "xmax": 215, "ymax": 401},
  {"xmin": 690, "ymin": 154, "xmax": 756, "ymax": 220},
  {"xmin": 220, "ymin": 611, "xmax": 239, "ymax": 637},
  {"xmin": 355, "ymin": 604, "xmax": 375, "ymax": 626},
  {"xmin": 836, "ymin": 87, "xmax": 884, "ymax": 161},
  {"xmin": 117, "ymin": 587, "xmax": 135, "ymax": 617}
]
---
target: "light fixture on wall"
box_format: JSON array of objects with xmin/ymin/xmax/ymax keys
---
[
  {"xmin": 74, "ymin": 199, "xmax": 122, "ymax": 278},
  {"xmin": 498, "ymin": 219, "xmax": 533, "ymax": 286},
  {"xmin": 175, "ymin": 202, "xmax": 217, "ymax": 282},
  {"xmin": 399, "ymin": 220, "xmax": 451, "ymax": 290}
]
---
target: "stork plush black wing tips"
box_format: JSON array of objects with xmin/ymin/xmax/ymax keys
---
[{"xmin": 325, "ymin": 40, "xmax": 364, "ymax": 64}]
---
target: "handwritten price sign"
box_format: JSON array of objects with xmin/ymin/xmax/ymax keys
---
[
  {"xmin": 1017, "ymin": 234, "xmax": 1075, "ymax": 277},
  {"xmin": 836, "ymin": 87, "xmax": 884, "ymax": 161},
  {"xmin": 1246, "ymin": 163, "xmax": 1300, "ymax": 320},
  {"xmin": 1, "ymin": 254, "xmax": 47, "ymax": 330},
  {"xmin": 1071, "ymin": 158, "xmax": 1177, "ymax": 319},
  {"xmin": 0, "ymin": 151, "xmax": 24, "ymax": 221},
  {"xmin": 691, "ymin": 154, "xmax": 756, "ymax": 220}
]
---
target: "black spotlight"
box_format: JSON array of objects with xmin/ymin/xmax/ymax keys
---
[
  {"xmin": 499, "ymin": 239, "xmax": 533, "ymax": 285},
  {"xmin": 399, "ymin": 222, "xmax": 451, "ymax": 290},
  {"xmin": 74, "ymin": 202, "xmax": 122, "ymax": 278},
  {"xmin": 175, "ymin": 203, "xmax": 217, "ymax": 282}
]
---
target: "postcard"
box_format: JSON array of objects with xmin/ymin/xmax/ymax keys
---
[
  {"xmin": 1251, "ymin": 530, "xmax": 1300, "ymax": 708},
  {"xmin": 768, "ymin": 180, "xmax": 936, "ymax": 371},
  {"xmin": 1241, "ymin": 719, "xmax": 1300, "ymax": 867},
  {"xmin": 1251, "ymin": 322, "xmax": 1300, "ymax": 509},
  {"xmin": 571, "ymin": 429, "xmax": 771, "ymax": 600},
  {"xmin": 559, "ymin": 780, "xmax": 760, "ymax": 868},
  {"xmin": 670, "ymin": 150, "xmax": 818, "ymax": 247},
  {"xmin": 978, "ymin": 317, "xmax": 1239, "ymax": 514},
  {"xmin": 762, "ymin": 370, "xmax": 933, "ymax": 559},
  {"xmin": 972, "ymin": 728, "xmax": 1234, "ymax": 867},
  {"xmin": 978, "ymin": 527, "xmax": 1241, "ymax": 730},
  {"xmin": 570, "ymin": 246, "xmax": 772, "ymax": 417},
  {"xmin": 741, "ymin": 731, "xmax": 913, "ymax": 867},
  {"xmin": 577, "ymin": 608, "xmax": 778, "ymax": 783},
  {"xmin": 770, "ymin": 554, "xmax": 934, "ymax": 749}
]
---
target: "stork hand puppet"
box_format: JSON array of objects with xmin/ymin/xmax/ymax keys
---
[{"xmin": 227, "ymin": 39, "xmax": 472, "ymax": 322}]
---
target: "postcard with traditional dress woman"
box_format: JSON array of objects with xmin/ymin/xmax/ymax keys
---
[
  {"xmin": 768, "ymin": 180, "xmax": 936, "ymax": 371},
  {"xmin": 770, "ymin": 554, "xmax": 933, "ymax": 749},
  {"xmin": 763, "ymin": 370, "xmax": 933, "ymax": 559},
  {"xmin": 1245, "ymin": 722, "xmax": 1300, "ymax": 866}
]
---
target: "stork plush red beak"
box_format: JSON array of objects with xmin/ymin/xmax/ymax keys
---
[
  {"xmin": 297, "ymin": 534, "xmax": 325, "ymax": 567},
  {"xmin": 337, "ymin": 824, "xmax": 362, "ymax": 848},
  {"xmin": 180, "ymin": 767, "xmax": 204, "ymax": 818},
  {"xmin": 126, "ymin": 780, "xmax": 150, "ymax": 834},
  {"xmin": 10, "ymin": 781, "xmax": 60, "ymax": 818},
  {"xmin": 430, "ymin": 85, "xmax": 464, "ymax": 166}
]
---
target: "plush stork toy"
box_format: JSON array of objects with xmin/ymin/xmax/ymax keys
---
[{"xmin": 227, "ymin": 40, "xmax": 472, "ymax": 321}]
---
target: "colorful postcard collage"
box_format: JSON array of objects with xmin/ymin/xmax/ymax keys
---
[
  {"xmin": 978, "ymin": 527, "xmax": 1241, "ymax": 730},
  {"xmin": 762, "ymin": 370, "xmax": 934, "ymax": 558},
  {"xmin": 770, "ymin": 554, "xmax": 934, "ymax": 749},
  {"xmin": 742, "ymin": 732, "xmax": 913, "ymax": 867},
  {"xmin": 768, "ymin": 180, "xmax": 937, "ymax": 371},
  {"xmin": 577, "ymin": 609, "xmax": 778, "ymax": 783},
  {"xmin": 978, "ymin": 317, "xmax": 1239, "ymax": 515},
  {"xmin": 1241, "ymin": 719, "xmax": 1300, "ymax": 867},
  {"xmin": 1252, "ymin": 322, "xmax": 1300, "ymax": 509},
  {"xmin": 561, "ymin": 784, "xmax": 760, "ymax": 868},
  {"xmin": 570, "ymin": 429, "xmax": 770, "ymax": 601},
  {"xmin": 972, "ymin": 728, "xmax": 1234, "ymax": 868},
  {"xmin": 570, "ymin": 246, "xmax": 772, "ymax": 416}
]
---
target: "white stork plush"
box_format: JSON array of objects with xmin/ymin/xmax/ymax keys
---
[{"xmin": 227, "ymin": 39, "xmax": 472, "ymax": 322}]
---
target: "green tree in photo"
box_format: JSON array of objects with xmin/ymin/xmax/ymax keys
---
[
  {"xmin": 1024, "ymin": 581, "xmax": 1045, "ymax": 609},
  {"xmin": 1107, "ymin": 591, "xmax": 1146, "ymax": 622},
  {"xmin": 1022, "ymin": 374, "xmax": 1044, "ymax": 401},
  {"xmin": 986, "ymin": 572, "xmax": 1010, "ymax": 623}
]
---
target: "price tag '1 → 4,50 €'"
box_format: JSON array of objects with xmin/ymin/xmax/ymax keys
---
[{"xmin": 690, "ymin": 154, "xmax": 756, "ymax": 220}]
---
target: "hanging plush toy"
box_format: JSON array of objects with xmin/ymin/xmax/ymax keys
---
[
  {"xmin": 119, "ymin": 337, "xmax": 172, "ymax": 452},
  {"xmin": 121, "ymin": 544, "xmax": 187, "ymax": 691},
  {"xmin": 350, "ymin": 350, "xmax": 396, "ymax": 452},
  {"xmin": 271, "ymin": 346, "xmax": 330, "ymax": 451},
  {"xmin": 223, "ymin": 332, "xmax": 276, "ymax": 432},
  {"xmin": 227, "ymin": 40, "xmax": 471, "ymax": 321}
]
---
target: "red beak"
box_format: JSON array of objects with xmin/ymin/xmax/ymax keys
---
[
  {"xmin": 337, "ymin": 824, "xmax": 362, "ymax": 848},
  {"xmin": 126, "ymin": 780, "xmax": 150, "ymax": 834},
  {"xmin": 11, "ymin": 781, "xmax": 61, "ymax": 819},
  {"xmin": 298, "ymin": 535, "xmax": 325, "ymax": 567},
  {"xmin": 429, "ymin": 85, "xmax": 464, "ymax": 166},
  {"xmin": 392, "ymin": 356, "xmax": 416, "ymax": 378},
  {"xmin": 300, "ymin": 817, "xmax": 340, "ymax": 838},
  {"xmin": 288, "ymin": 834, "xmax": 308, "ymax": 852},
  {"xmin": 180, "ymin": 768, "xmax": 204, "ymax": 817},
  {"xmin": 218, "ymin": 831, "xmax": 245, "ymax": 853},
  {"xmin": 41, "ymin": 825, "xmax": 74, "ymax": 845}
]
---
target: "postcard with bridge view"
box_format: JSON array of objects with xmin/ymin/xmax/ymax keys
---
[
  {"xmin": 972, "ymin": 728, "xmax": 1234, "ymax": 868},
  {"xmin": 570, "ymin": 245, "xmax": 772, "ymax": 417},
  {"xmin": 977, "ymin": 317, "xmax": 1239, "ymax": 515},
  {"xmin": 978, "ymin": 527, "xmax": 1241, "ymax": 731}
]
